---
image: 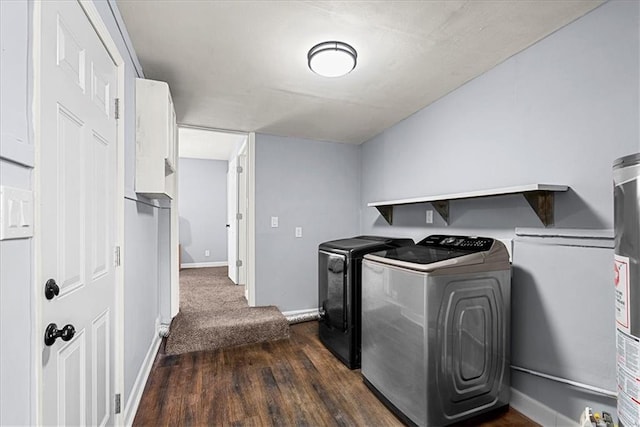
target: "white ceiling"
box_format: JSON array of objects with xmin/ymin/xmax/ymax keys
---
[
  {"xmin": 117, "ymin": 1, "xmax": 603, "ymax": 144},
  {"xmin": 178, "ymin": 127, "xmax": 247, "ymax": 161}
]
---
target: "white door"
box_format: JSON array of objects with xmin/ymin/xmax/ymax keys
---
[
  {"xmin": 38, "ymin": 1, "xmax": 118, "ymax": 425},
  {"xmin": 238, "ymin": 152, "xmax": 247, "ymax": 290},
  {"xmin": 227, "ymin": 156, "xmax": 238, "ymax": 283}
]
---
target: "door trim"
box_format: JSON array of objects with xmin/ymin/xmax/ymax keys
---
[
  {"xmin": 32, "ymin": 0, "xmax": 126, "ymax": 424},
  {"xmin": 246, "ymin": 132, "xmax": 256, "ymax": 306}
]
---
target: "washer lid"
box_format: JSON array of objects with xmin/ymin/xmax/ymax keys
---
[
  {"xmin": 364, "ymin": 235, "xmax": 498, "ymax": 271},
  {"xmin": 369, "ymin": 245, "xmax": 473, "ymax": 265}
]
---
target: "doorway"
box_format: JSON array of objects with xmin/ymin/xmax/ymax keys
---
[{"xmin": 177, "ymin": 127, "xmax": 252, "ymax": 300}]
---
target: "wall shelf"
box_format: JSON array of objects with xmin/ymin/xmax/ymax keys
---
[{"xmin": 368, "ymin": 184, "xmax": 569, "ymax": 227}]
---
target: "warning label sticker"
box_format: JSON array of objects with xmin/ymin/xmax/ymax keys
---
[
  {"xmin": 618, "ymin": 329, "xmax": 640, "ymax": 426},
  {"xmin": 615, "ymin": 254, "xmax": 631, "ymax": 333}
]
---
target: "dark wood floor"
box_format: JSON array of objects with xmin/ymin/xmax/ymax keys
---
[{"xmin": 133, "ymin": 321, "xmax": 538, "ymax": 426}]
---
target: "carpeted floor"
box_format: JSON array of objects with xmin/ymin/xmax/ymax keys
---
[{"xmin": 165, "ymin": 267, "xmax": 290, "ymax": 355}]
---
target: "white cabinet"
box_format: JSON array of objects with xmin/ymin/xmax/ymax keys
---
[{"xmin": 135, "ymin": 78, "xmax": 178, "ymax": 199}]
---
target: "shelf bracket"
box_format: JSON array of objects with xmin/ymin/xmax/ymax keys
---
[
  {"xmin": 523, "ymin": 191, "xmax": 554, "ymax": 227},
  {"xmin": 431, "ymin": 200, "xmax": 450, "ymax": 225},
  {"xmin": 376, "ymin": 205, "xmax": 394, "ymax": 225}
]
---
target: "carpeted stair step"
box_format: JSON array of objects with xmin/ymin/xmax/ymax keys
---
[
  {"xmin": 165, "ymin": 306, "xmax": 289, "ymax": 355},
  {"xmin": 164, "ymin": 267, "xmax": 290, "ymax": 355}
]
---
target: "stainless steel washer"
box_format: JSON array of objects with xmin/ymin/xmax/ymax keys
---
[{"xmin": 361, "ymin": 235, "xmax": 511, "ymax": 426}]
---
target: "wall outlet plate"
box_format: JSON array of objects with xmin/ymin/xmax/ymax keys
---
[
  {"xmin": 271, "ymin": 216, "xmax": 278, "ymax": 228},
  {"xmin": 204, "ymin": 249, "xmax": 210, "ymax": 257},
  {"xmin": 426, "ymin": 210, "xmax": 433, "ymax": 224},
  {"xmin": 295, "ymin": 227, "xmax": 302, "ymax": 238}
]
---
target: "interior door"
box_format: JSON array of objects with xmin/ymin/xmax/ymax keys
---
[
  {"xmin": 38, "ymin": 1, "xmax": 118, "ymax": 425},
  {"xmin": 227, "ymin": 156, "xmax": 238, "ymax": 283}
]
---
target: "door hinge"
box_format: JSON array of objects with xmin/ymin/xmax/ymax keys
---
[
  {"xmin": 114, "ymin": 393, "xmax": 121, "ymax": 414},
  {"xmin": 237, "ymin": 165, "xmax": 243, "ymax": 173},
  {"xmin": 114, "ymin": 98, "xmax": 120, "ymax": 120},
  {"xmin": 236, "ymin": 260, "xmax": 243, "ymax": 267},
  {"xmin": 114, "ymin": 246, "xmax": 121, "ymax": 267},
  {"xmin": 236, "ymin": 213, "xmax": 243, "ymax": 220}
]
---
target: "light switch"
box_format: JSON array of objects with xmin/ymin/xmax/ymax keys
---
[
  {"xmin": 295, "ymin": 227, "xmax": 302, "ymax": 238},
  {"xmin": 9, "ymin": 199, "xmax": 20, "ymax": 226},
  {"xmin": 271, "ymin": 216, "xmax": 278, "ymax": 228},
  {"xmin": 0, "ymin": 186, "xmax": 33, "ymax": 240}
]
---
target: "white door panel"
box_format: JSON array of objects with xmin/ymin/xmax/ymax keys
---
[
  {"xmin": 238, "ymin": 153, "xmax": 247, "ymax": 288},
  {"xmin": 38, "ymin": 1, "xmax": 117, "ymax": 425},
  {"xmin": 227, "ymin": 157, "xmax": 238, "ymax": 283}
]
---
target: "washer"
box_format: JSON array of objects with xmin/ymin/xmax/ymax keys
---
[
  {"xmin": 361, "ymin": 235, "xmax": 511, "ymax": 426},
  {"xmin": 318, "ymin": 236, "xmax": 413, "ymax": 369}
]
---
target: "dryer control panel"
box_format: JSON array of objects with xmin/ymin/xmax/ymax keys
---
[{"xmin": 418, "ymin": 235, "xmax": 494, "ymax": 252}]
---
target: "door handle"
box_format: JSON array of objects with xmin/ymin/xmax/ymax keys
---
[
  {"xmin": 44, "ymin": 279, "xmax": 60, "ymax": 300},
  {"xmin": 44, "ymin": 323, "xmax": 75, "ymax": 346}
]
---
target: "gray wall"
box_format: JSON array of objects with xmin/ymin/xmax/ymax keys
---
[
  {"xmin": 255, "ymin": 133, "xmax": 361, "ymax": 312},
  {"xmin": 0, "ymin": 1, "xmax": 35, "ymax": 424},
  {"xmin": 178, "ymin": 158, "xmax": 228, "ymax": 264},
  {"xmin": 360, "ymin": 0, "xmax": 638, "ymax": 420},
  {"xmin": 0, "ymin": 161, "xmax": 33, "ymax": 426},
  {"xmin": 123, "ymin": 201, "xmax": 159, "ymax": 401}
]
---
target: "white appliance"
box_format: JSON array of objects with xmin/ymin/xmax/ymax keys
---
[
  {"xmin": 361, "ymin": 235, "xmax": 511, "ymax": 426},
  {"xmin": 614, "ymin": 153, "xmax": 640, "ymax": 425}
]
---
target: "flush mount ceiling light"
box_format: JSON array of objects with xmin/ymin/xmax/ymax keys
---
[{"xmin": 307, "ymin": 41, "xmax": 357, "ymax": 78}]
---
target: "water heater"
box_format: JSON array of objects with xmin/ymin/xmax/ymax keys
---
[{"xmin": 614, "ymin": 153, "xmax": 640, "ymax": 426}]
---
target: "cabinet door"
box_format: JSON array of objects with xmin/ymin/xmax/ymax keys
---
[{"xmin": 135, "ymin": 77, "xmax": 176, "ymax": 199}]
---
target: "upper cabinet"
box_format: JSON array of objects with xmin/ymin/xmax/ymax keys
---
[{"xmin": 135, "ymin": 78, "xmax": 178, "ymax": 199}]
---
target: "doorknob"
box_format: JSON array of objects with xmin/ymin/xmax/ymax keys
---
[
  {"xmin": 44, "ymin": 323, "xmax": 75, "ymax": 346},
  {"xmin": 44, "ymin": 279, "xmax": 60, "ymax": 300}
]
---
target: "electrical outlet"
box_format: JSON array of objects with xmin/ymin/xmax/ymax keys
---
[
  {"xmin": 205, "ymin": 250, "xmax": 210, "ymax": 257},
  {"xmin": 271, "ymin": 216, "xmax": 278, "ymax": 228},
  {"xmin": 295, "ymin": 227, "xmax": 302, "ymax": 238},
  {"xmin": 426, "ymin": 210, "xmax": 433, "ymax": 224}
]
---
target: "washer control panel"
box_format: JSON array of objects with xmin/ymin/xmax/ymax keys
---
[{"xmin": 418, "ymin": 235, "xmax": 494, "ymax": 252}]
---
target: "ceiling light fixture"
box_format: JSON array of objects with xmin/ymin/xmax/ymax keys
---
[{"xmin": 307, "ymin": 41, "xmax": 357, "ymax": 78}]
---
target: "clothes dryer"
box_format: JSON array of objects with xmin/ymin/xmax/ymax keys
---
[
  {"xmin": 361, "ymin": 235, "xmax": 511, "ymax": 426},
  {"xmin": 318, "ymin": 236, "xmax": 413, "ymax": 369}
]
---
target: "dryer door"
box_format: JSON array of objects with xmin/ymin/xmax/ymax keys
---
[{"xmin": 319, "ymin": 251, "xmax": 348, "ymax": 331}]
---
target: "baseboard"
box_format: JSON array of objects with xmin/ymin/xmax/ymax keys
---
[
  {"xmin": 180, "ymin": 261, "xmax": 228, "ymax": 269},
  {"xmin": 510, "ymin": 388, "xmax": 576, "ymax": 427},
  {"xmin": 282, "ymin": 308, "xmax": 319, "ymax": 324},
  {"xmin": 124, "ymin": 332, "xmax": 162, "ymax": 426}
]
